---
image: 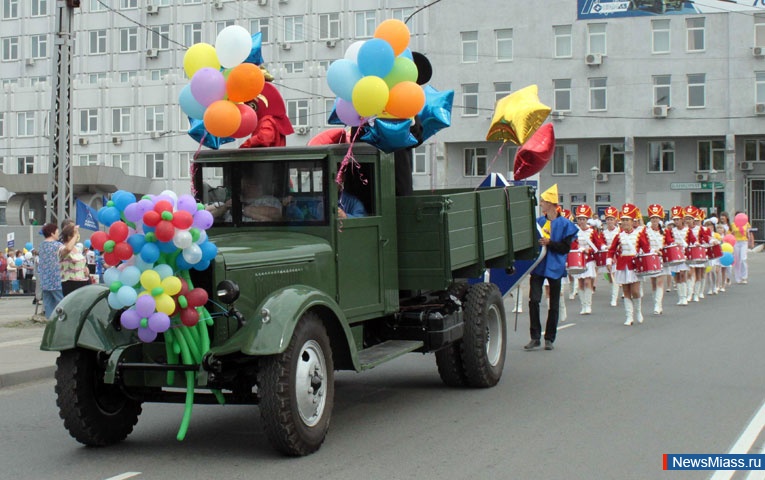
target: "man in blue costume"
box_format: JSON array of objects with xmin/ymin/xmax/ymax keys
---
[{"xmin": 525, "ymin": 184, "xmax": 579, "ymax": 351}]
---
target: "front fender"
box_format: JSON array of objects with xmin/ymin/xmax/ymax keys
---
[
  {"xmin": 208, "ymin": 285, "xmax": 358, "ymax": 369},
  {"xmin": 40, "ymin": 285, "xmax": 137, "ymax": 352}
]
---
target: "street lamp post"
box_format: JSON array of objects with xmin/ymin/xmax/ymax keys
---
[
  {"xmin": 709, "ymin": 168, "xmax": 717, "ymax": 216},
  {"xmin": 590, "ymin": 166, "xmax": 600, "ymax": 211}
]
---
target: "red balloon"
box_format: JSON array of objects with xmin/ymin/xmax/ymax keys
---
[
  {"xmin": 308, "ymin": 128, "xmax": 349, "ymax": 146},
  {"xmin": 143, "ymin": 210, "xmax": 161, "ymax": 227},
  {"xmin": 171, "ymin": 210, "xmax": 194, "ymax": 230},
  {"xmin": 186, "ymin": 288, "xmax": 209, "ymax": 307},
  {"xmin": 90, "ymin": 231, "xmax": 108, "ymax": 251},
  {"xmin": 103, "ymin": 251, "xmax": 120, "ymax": 266},
  {"xmin": 109, "ymin": 221, "xmax": 129, "ymax": 243},
  {"xmin": 231, "ymin": 104, "xmax": 259, "ymax": 138},
  {"xmin": 154, "ymin": 200, "xmax": 174, "ymax": 214},
  {"xmin": 113, "ymin": 242, "xmax": 134, "ymax": 261},
  {"xmin": 513, "ymin": 123, "xmax": 556, "ymax": 181},
  {"xmin": 180, "ymin": 308, "xmax": 200, "ymax": 327},
  {"xmin": 155, "ymin": 221, "xmax": 175, "ymax": 243}
]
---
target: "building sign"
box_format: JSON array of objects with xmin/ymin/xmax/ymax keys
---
[
  {"xmin": 701, "ymin": 181, "xmax": 724, "ymax": 190},
  {"xmin": 670, "ymin": 182, "xmax": 701, "ymax": 190},
  {"xmin": 577, "ymin": 0, "xmax": 764, "ymax": 20},
  {"xmin": 6, "ymin": 232, "xmax": 14, "ymax": 248}
]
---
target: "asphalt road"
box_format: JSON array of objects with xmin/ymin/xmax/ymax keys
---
[{"xmin": 1, "ymin": 257, "xmax": 764, "ymax": 480}]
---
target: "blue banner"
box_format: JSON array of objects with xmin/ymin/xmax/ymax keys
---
[
  {"xmin": 76, "ymin": 199, "xmax": 100, "ymax": 231},
  {"xmin": 664, "ymin": 454, "xmax": 765, "ymax": 470},
  {"xmin": 577, "ymin": 0, "xmax": 765, "ymax": 20}
]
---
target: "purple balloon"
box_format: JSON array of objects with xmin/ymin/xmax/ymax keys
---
[
  {"xmin": 123, "ymin": 203, "xmax": 142, "ymax": 223},
  {"xmin": 335, "ymin": 98, "xmax": 363, "ymax": 126},
  {"xmin": 138, "ymin": 327, "xmax": 158, "ymax": 343},
  {"xmin": 136, "ymin": 198, "xmax": 155, "ymax": 216},
  {"xmin": 135, "ymin": 295, "xmax": 156, "ymax": 318},
  {"xmin": 148, "ymin": 312, "xmax": 171, "ymax": 333},
  {"xmin": 190, "ymin": 67, "xmax": 226, "ymax": 107},
  {"xmin": 177, "ymin": 194, "xmax": 198, "ymax": 214},
  {"xmin": 192, "ymin": 210, "xmax": 214, "ymax": 230},
  {"xmin": 120, "ymin": 309, "xmax": 142, "ymax": 330}
]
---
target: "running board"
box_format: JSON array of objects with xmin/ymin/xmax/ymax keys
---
[{"xmin": 358, "ymin": 340, "xmax": 424, "ymax": 370}]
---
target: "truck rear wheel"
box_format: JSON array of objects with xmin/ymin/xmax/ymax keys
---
[
  {"xmin": 54, "ymin": 349, "xmax": 142, "ymax": 446},
  {"xmin": 258, "ymin": 312, "xmax": 334, "ymax": 456},
  {"xmin": 460, "ymin": 283, "xmax": 506, "ymax": 387}
]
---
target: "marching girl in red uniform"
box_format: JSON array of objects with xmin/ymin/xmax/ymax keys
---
[
  {"xmin": 685, "ymin": 206, "xmax": 710, "ymax": 303},
  {"xmin": 601, "ymin": 206, "xmax": 622, "ymax": 307},
  {"xmin": 571, "ymin": 204, "xmax": 605, "ymax": 315},
  {"xmin": 644, "ymin": 204, "xmax": 673, "ymax": 315},
  {"xmin": 668, "ymin": 206, "xmax": 697, "ymax": 306},
  {"xmin": 607, "ymin": 203, "xmax": 651, "ymax": 325}
]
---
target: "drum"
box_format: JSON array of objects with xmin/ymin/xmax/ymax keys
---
[
  {"xmin": 662, "ymin": 244, "xmax": 685, "ymax": 266},
  {"xmin": 686, "ymin": 245, "xmax": 707, "ymax": 266},
  {"xmin": 635, "ymin": 253, "xmax": 663, "ymax": 277},
  {"xmin": 566, "ymin": 250, "xmax": 586, "ymax": 275},
  {"xmin": 594, "ymin": 250, "xmax": 609, "ymax": 267},
  {"xmin": 706, "ymin": 243, "xmax": 723, "ymax": 260}
]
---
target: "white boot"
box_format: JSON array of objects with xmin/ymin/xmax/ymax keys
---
[
  {"xmin": 677, "ymin": 282, "xmax": 688, "ymax": 306},
  {"xmin": 579, "ymin": 288, "xmax": 587, "ymax": 315},
  {"xmin": 653, "ymin": 288, "xmax": 664, "ymax": 315},
  {"xmin": 610, "ymin": 282, "xmax": 619, "ymax": 307},
  {"xmin": 559, "ymin": 292, "xmax": 567, "ymax": 323},
  {"xmin": 687, "ymin": 279, "xmax": 695, "ymax": 303},
  {"xmin": 634, "ymin": 296, "xmax": 644, "ymax": 323},
  {"xmin": 692, "ymin": 279, "xmax": 700, "ymax": 302},
  {"xmin": 584, "ymin": 288, "xmax": 593, "ymax": 314},
  {"xmin": 700, "ymin": 276, "xmax": 707, "ymax": 298},
  {"xmin": 569, "ymin": 280, "xmax": 579, "ymax": 300},
  {"xmin": 624, "ymin": 298, "xmax": 634, "ymax": 326}
]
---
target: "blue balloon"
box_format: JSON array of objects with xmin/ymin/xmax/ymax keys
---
[
  {"xmin": 360, "ymin": 118, "xmax": 418, "ymax": 153},
  {"xmin": 357, "ymin": 39, "xmax": 395, "ymax": 78},
  {"xmin": 140, "ymin": 243, "xmax": 160, "ymax": 264},
  {"xmin": 14, "ymin": 258, "xmax": 23, "ymax": 267},
  {"xmin": 720, "ymin": 251, "xmax": 734, "ymax": 267},
  {"xmin": 25, "ymin": 242, "xmax": 33, "ymax": 251},
  {"xmin": 175, "ymin": 254, "xmax": 192, "ymax": 271},
  {"xmin": 192, "ymin": 260, "xmax": 211, "ymax": 271},
  {"xmin": 179, "ymin": 84, "xmax": 207, "ymax": 120},
  {"xmin": 83, "ymin": 239, "xmax": 91, "ymax": 249},
  {"xmin": 97, "ymin": 206, "xmax": 122, "ymax": 227},
  {"xmin": 419, "ymin": 85, "xmax": 454, "ymax": 142},
  {"xmin": 399, "ymin": 48, "xmax": 413, "ymax": 61},
  {"xmin": 158, "ymin": 240, "xmax": 178, "ymax": 254},
  {"xmin": 199, "ymin": 241, "xmax": 218, "ymax": 262},
  {"xmin": 326, "ymin": 59, "xmax": 363, "ymax": 102},
  {"xmin": 187, "ymin": 117, "xmax": 235, "ymax": 150},
  {"xmin": 112, "ymin": 190, "xmax": 137, "ymax": 212},
  {"xmin": 126, "ymin": 234, "xmax": 147, "ymax": 254},
  {"xmin": 243, "ymin": 32, "xmax": 264, "ymax": 66}
]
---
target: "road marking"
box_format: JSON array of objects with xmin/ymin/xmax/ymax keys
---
[
  {"xmin": 540, "ymin": 323, "xmax": 576, "ymax": 336},
  {"xmin": 711, "ymin": 398, "xmax": 765, "ymax": 480},
  {"xmin": 104, "ymin": 473, "xmax": 141, "ymax": 480},
  {"xmin": 0, "ymin": 338, "xmax": 40, "ymax": 348}
]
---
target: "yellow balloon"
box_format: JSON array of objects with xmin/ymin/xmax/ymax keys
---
[
  {"xmin": 721, "ymin": 242, "xmax": 734, "ymax": 254},
  {"xmin": 183, "ymin": 43, "xmax": 221, "ymax": 79},
  {"xmin": 155, "ymin": 294, "xmax": 176, "ymax": 316},
  {"xmin": 487, "ymin": 84, "xmax": 551, "ymax": 145},
  {"xmin": 162, "ymin": 276, "xmax": 182, "ymax": 297},
  {"xmin": 140, "ymin": 270, "xmax": 161, "ymax": 291},
  {"xmin": 705, "ymin": 265, "xmax": 712, "ymax": 273},
  {"xmin": 351, "ymin": 76, "xmax": 389, "ymax": 117}
]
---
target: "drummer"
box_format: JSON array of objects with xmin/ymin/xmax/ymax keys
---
[
  {"xmin": 704, "ymin": 217, "xmax": 722, "ymax": 296},
  {"xmin": 606, "ymin": 203, "xmax": 651, "ymax": 326},
  {"xmin": 685, "ymin": 206, "xmax": 711, "ymax": 303},
  {"xmin": 601, "ymin": 206, "xmax": 622, "ymax": 307},
  {"xmin": 668, "ymin": 206, "xmax": 697, "ymax": 306},
  {"xmin": 571, "ymin": 204, "xmax": 606, "ymax": 315},
  {"xmin": 645, "ymin": 204, "xmax": 673, "ymax": 315}
]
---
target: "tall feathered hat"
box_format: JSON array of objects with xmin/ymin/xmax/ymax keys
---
[
  {"xmin": 575, "ymin": 204, "xmax": 593, "ymax": 218},
  {"xmin": 620, "ymin": 203, "xmax": 639, "ymax": 220},
  {"xmin": 647, "ymin": 204, "xmax": 664, "ymax": 219},
  {"xmin": 670, "ymin": 205, "xmax": 685, "ymax": 219},
  {"xmin": 604, "ymin": 206, "xmax": 619, "ymax": 219}
]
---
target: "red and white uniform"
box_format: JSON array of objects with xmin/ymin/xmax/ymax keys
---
[
  {"xmin": 607, "ymin": 226, "xmax": 651, "ymax": 284},
  {"xmin": 571, "ymin": 226, "xmax": 605, "ymax": 279},
  {"xmin": 669, "ymin": 225, "xmax": 697, "ymax": 272},
  {"xmin": 645, "ymin": 225, "xmax": 673, "ymax": 277}
]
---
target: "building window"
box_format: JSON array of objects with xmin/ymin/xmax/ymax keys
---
[
  {"xmin": 504, "ymin": 146, "xmax": 518, "ymax": 174},
  {"xmin": 461, "ymin": 31, "xmax": 477, "ymax": 63},
  {"xmin": 149, "ymin": 69, "xmax": 170, "ymax": 81},
  {"xmin": 319, "ymin": 13, "xmax": 340, "ymax": 40},
  {"xmin": 553, "ymin": 25, "xmax": 572, "ymax": 58},
  {"xmin": 183, "ymin": 23, "xmax": 203, "ymax": 46},
  {"xmin": 552, "ymin": 144, "xmax": 578, "ymax": 175},
  {"xmin": 599, "ymin": 143, "xmax": 625, "ymax": 173},
  {"xmin": 698, "ymin": 140, "xmax": 725, "ymax": 171},
  {"xmin": 89, "ymin": 30, "xmax": 107, "ymax": 55},
  {"xmin": 78, "ymin": 154, "xmax": 98, "ymax": 166},
  {"xmin": 146, "ymin": 153, "xmax": 165, "ymax": 179},
  {"xmin": 653, "ymin": 75, "xmax": 671, "ymax": 107},
  {"xmin": 145, "ymin": 106, "xmax": 165, "ymax": 132},
  {"xmin": 17, "ymin": 156, "xmax": 34, "ymax": 174},
  {"xmin": 284, "ymin": 61, "xmax": 304, "ymax": 74},
  {"xmin": 31, "ymin": 76, "xmax": 46, "ymax": 86},
  {"xmin": 756, "ymin": 72, "xmax": 765, "ymax": 104},
  {"xmin": 183, "ymin": 0, "xmax": 203, "ymax": 3},
  {"xmin": 148, "ymin": 25, "xmax": 170, "ymax": 50},
  {"xmin": 464, "ymin": 147, "xmax": 487, "ymax": 177},
  {"xmin": 79, "ymin": 109, "xmax": 98, "ymax": 134},
  {"xmin": 119, "ymin": 27, "xmax": 138, "ymax": 52},
  {"xmin": 648, "ymin": 141, "xmax": 675, "ymax": 173},
  {"xmin": 17, "ymin": 111, "xmax": 35, "ymax": 137},
  {"xmin": 324, "ymin": 98, "xmax": 334, "ymax": 126},
  {"xmin": 287, "ymin": 99, "xmax": 309, "ymax": 126},
  {"xmin": 587, "ymin": 23, "xmax": 606, "ymax": 55},
  {"xmin": 88, "ymin": 72, "xmax": 106, "ymax": 84},
  {"xmin": 413, "ymin": 146, "xmax": 428, "ymax": 174},
  {"xmin": 31, "ymin": 0, "xmax": 47, "ymax": 16},
  {"xmin": 686, "ymin": 17, "xmax": 705, "ymax": 52},
  {"xmin": 112, "ymin": 107, "xmax": 131, "ymax": 134},
  {"xmin": 495, "ymin": 29, "xmax": 512, "ymax": 62},
  {"xmin": 113, "ymin": 153, "xmax": 131, "ymax": 174},
  {"xmin": 178, "ymin": 109, "xmax": 190, "ymax": 132},
  {"xmin": 2, "ymin": 0, "xmax": 18, "ymax": 19},
  {"xmin": 2, "ymin": 37, "xmax": 19, "ymax": 61},
  {"xmin": 284, "ymin": 15, "xmax": 304, "ymax": 42},
  {"xmin": 652, "ymin": 19, "xmax": 670, "ymax": 54},
  {"xmin": 215, "ymin": 20, "xmax": 235, "ymax": 36},
  {"xmin": 745, "ymin": 139, "xmax": 765, "ymax": 162},
  {"xmin": 0, "ymin": 157, "xmax": 3, "ymax": 172},
  {"xmin": 250, "ymin": 19, "xmax": 269, "ymax": 43},
  {"xmin": 119, "ymin": 70, "xmax": 137, "ymax": 83},
  {"xmin": 687, "ymin": 73, "xmax": 705, "ymax": 108},
  {"xmin": 391, "ymin": 8, "xmax": 416, "ymax": 33},
  {"xmin": 89, "ymin": 0, "xmax": 106, "ymax": 11},
  {"xmin": 756, "ymin": 15, "xmax": 765, "ymax": 47},
  {"xmin": 553, "ymin": 79, "xmax": 572, "ymax": 111},
  {"xmin": 494, "ymin": 81, "xmax": 512, "ymax": 103},
  {"xmin": 355, "ymin": 10, "xmax": 375, "ymax": 38},
  {"xmin": 121, "ymin": 0, "xmax": 137, "ymax": 8},
  {"xmin": 462, "ymin": 83, "xmax": 479, "ymax": 116},
  {"xmin": 179, "ymin": 152, "xmax": 191, "ymax": 179},
  {"xmin": 31, "ymin": 34, "xmax": 47, "ymax": 59},
  {"xmin": 589, "ymin": 77, "xmax": 607, "ymax": 111},
  {"xmin": 0, "ymin": 112, "xmax": 4, "ymax": 136}
]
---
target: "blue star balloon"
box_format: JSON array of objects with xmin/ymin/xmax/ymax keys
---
[
  {"xmin": 360, "ymin": 118, "xmax": 418, "ymax": 153},
  {"xmin": 187, "ymin": 117, "xmax": 235, "ymax": 150},
  {"xmin": 243, "ymin": 32, "xmax": 264, "ymax": 66},
  {"xmin": 418, "ymin": 85, "xmax": 453, "ymax": 142}
]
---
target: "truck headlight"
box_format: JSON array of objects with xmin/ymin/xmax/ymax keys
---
[{"xmin": 216, "ymin": 280, "xmax": 240, "ymax": 304}]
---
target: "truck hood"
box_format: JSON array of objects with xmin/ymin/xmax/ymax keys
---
[{"xmin": 211, "ymin": 231, "xmax": 332, "ymax": 269}]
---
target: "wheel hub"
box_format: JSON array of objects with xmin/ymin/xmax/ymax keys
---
[
  {"xmin": 295, "ymin": 340, "xmax": 327, "ymax": 427},
  {"xmin": 485, "ymin": 304, "xmax": 502, "ymax": 366}
]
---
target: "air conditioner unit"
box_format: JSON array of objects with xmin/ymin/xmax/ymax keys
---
[
  {"xmin": 112, "ymin": 136, "xmax": 122, "ymax": 145},
  {"xmin": 213, "ymin": 0, "xmax": 223, "ymax": 9},
  {"xmin": 585, "ymin": 53, "xmax": 602, "ymax": 66},
  {"xmin": 258, "ymin": 0, "xmax": 267, "ymax": 5},
  {"xmin": 653, "ymin": 105, "xmax": 669, "ymax": 118},
  {"xmin": 78, "ymin": 137, "xmax": 89, "ymax": 146},
  {"xmin": 326, "ymin": 40, "xmax": 336, "ymax": 48},
  {"xmin": 740, "ymin": 161, "xmax": 754, "ymax": 171},
  {"xmin": 550, "ymin": 111, "xmax": 564, "ymax": 121},
  {"xmin": 754, "ymin": 46, "xmax": 765, "ymax": 57},
  {"xmin": 281, "ymin": 42, "xmax": 292, "ymax": 50},
  {"xmin": 596, "ymin": 173, "xmax": 608, "ymax": 183},
  {"xmin": 146, "ymin": 48, "xmax": 158, "ymax": 58},
  {"xmin": 25, "ymin": 58, "xmax": 35, "ymax": 66},
  {"xmin": 756, "ymin": 103, "xmax": 765, "ymax": 115},
  {"xmin": 295, "ymin": 126, "xmax": 309, "ymax": 135},
  {"xmin": 150, "ymin": 131, "xmax": 161, "ymax": 139},
  {"xmin": 696, "ymin": 173, "xmax": 709, "ymax": 181},
  {"xmin": 278, "ymin": 0, "xmax": 287, "ymax": 3},
  {"xmin": 146, "ymin": 4, "xmax": 159, "ymax": 14}
]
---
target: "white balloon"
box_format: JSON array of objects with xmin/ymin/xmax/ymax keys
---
[
  {"xmin": 344, "ymin": 40, "xmax": 365, "ymax": 64},
  {"xmin": 173, "ymin": 230, "xmax": 193, "ymax": 249},
  {"xmin": 160, "ymin": 190, "xmax": 178, "ymax": 206},
  {"xmin": 194, "ymin": 229, "xmax": 208, "ymax": 245},
  {"xmin": 24, "ymin": 252, "xmax": 32, "ymax": 260},
  {"xmin": 182, "ymin": 244, "xmax": 203, "ymax": 264},
  {"xmin": 216, "ymin": 25, "xmax": 252, "ymax": 68}
]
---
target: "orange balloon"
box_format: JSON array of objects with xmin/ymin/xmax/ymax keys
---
[
  {"xmin": 385, "ymin": 81, "xmax": 425, "ymax": 119},
  {"xmin": 203, "ymin": 100, "xmax": 241, "ymax": 137},
  {"xmin": 226, "ymin": 63, "xmax": 265, "ymax": 103},
  {"xmin": 374, "ymin": 19, "xmax": 410, "ymax": 56}
]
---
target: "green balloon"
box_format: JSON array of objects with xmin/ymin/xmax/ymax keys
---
[{"xmin": 383, "ymin": 57, "xmax": 418, "ymax": 89}]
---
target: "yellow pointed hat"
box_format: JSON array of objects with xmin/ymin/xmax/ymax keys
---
[{"xmin": 540, "ymin": 184, "xmax": 558, "ymax": 204}]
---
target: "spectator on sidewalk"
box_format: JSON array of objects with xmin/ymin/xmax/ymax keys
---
[
  {"xmin": 0, "ymin": 253, "xmax": 6, "ymax": 297},
  {"xmin": 39, "ymin": 223, "xmax": 64, "ymax": 318},
  {"xmin": 59, "ymin": 224, "xmax": 90, "ymax": 296},
  {"xmin": 7, "ymin": 252, "xmax": 18, "ymax": 293}
]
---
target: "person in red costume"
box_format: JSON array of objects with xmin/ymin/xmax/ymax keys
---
[{"xmin": 240, "ymin": 82, "xmax": 294, "ymax": 148}]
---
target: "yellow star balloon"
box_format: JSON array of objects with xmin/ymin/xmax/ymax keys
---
[{"xmin": 486, "ymin": 84, "xmax": 551, "ymax": 145}]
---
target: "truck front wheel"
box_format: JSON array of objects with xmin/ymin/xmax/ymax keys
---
[
  {"xmin": 54, "ymin": 349, "xmax": 142, "ymax": 446},
  {"xmin": 461, "ymin": 283, "xmax": 506, "ymax": 387},
  {"xmin": 258, "ymin": 312, "xmax": 334, "ymax": 456}
]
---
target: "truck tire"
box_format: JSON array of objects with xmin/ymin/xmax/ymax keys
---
[
  {"xmin": 258, "ymin": 312, "xmax": 334, "ymax": 456},
  {"xmin": 460, "ymin": 283, "xmax": 506, "ymax": 388},
  {"xmin": 435, "ymin": 282, "xmax": 470, "ymax": 387},
  {"xmin": 54, "ymin": 349, "xmax": 142, "ymax": 446}
]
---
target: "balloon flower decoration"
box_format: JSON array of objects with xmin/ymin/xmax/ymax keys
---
[
  {"xmin": 180, "ymin": 26, "xmax": 265, "ymax": 148},
  {"xmin": 92, "ymin": 189, "xmax": 220, "ymax": 440}
]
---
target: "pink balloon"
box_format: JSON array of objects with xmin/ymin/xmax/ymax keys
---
[
  {"xmin": 734, "ymin": 213, "xmax": 748, "ymax": 228},
  {"xmin": 335, "ymin": 98, "xmax": 363, "ymax": 127},
  {"xmin": 231, "ymin": 104, "xmax": 259, "ymax": 138},
  {"xmin": 724, "ymin": 234, "xmax": 736, "ymax": 246},
  {"xmin": 190, "ymin": 68, "xmax": 226, "ymax": 107}
]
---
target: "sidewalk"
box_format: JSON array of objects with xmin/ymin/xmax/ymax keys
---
[{"xmin": 0, "ymin": 295, "xmax": 57, "ymax": 388}]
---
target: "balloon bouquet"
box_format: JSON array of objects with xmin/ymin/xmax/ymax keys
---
[
  {"xmin": 486, "ymin": 85, "xmax": 555, "ymax": 181},
  {"xmin": 180, "ymin": 27, "xmax": 266, "ymax": 149},
  {"xmin": 92, "ymin": 190, "xmax": 219, "ymax": 440}
]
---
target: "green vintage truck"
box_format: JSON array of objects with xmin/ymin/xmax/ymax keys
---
[{"xmin": 41, "ymin": 144, "xmax": 539, "ymax": 456}]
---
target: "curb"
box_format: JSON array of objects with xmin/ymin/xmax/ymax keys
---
[{"xmin": 0, "ymin": 365, "xmax": 55, "ymax": 389}]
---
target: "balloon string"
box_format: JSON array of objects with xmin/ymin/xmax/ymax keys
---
[
  {"xmin": 336, "ymin": 122, "xmax": 370, "ymax": 186},
  {"xmin": 474, "ymin": 140, "xmax": 507, "ymax": 192}
]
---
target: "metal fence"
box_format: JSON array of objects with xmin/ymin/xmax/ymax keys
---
[{"xmin": 748, "ymin": 178, "xmax": 765, "ymax": 244}]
